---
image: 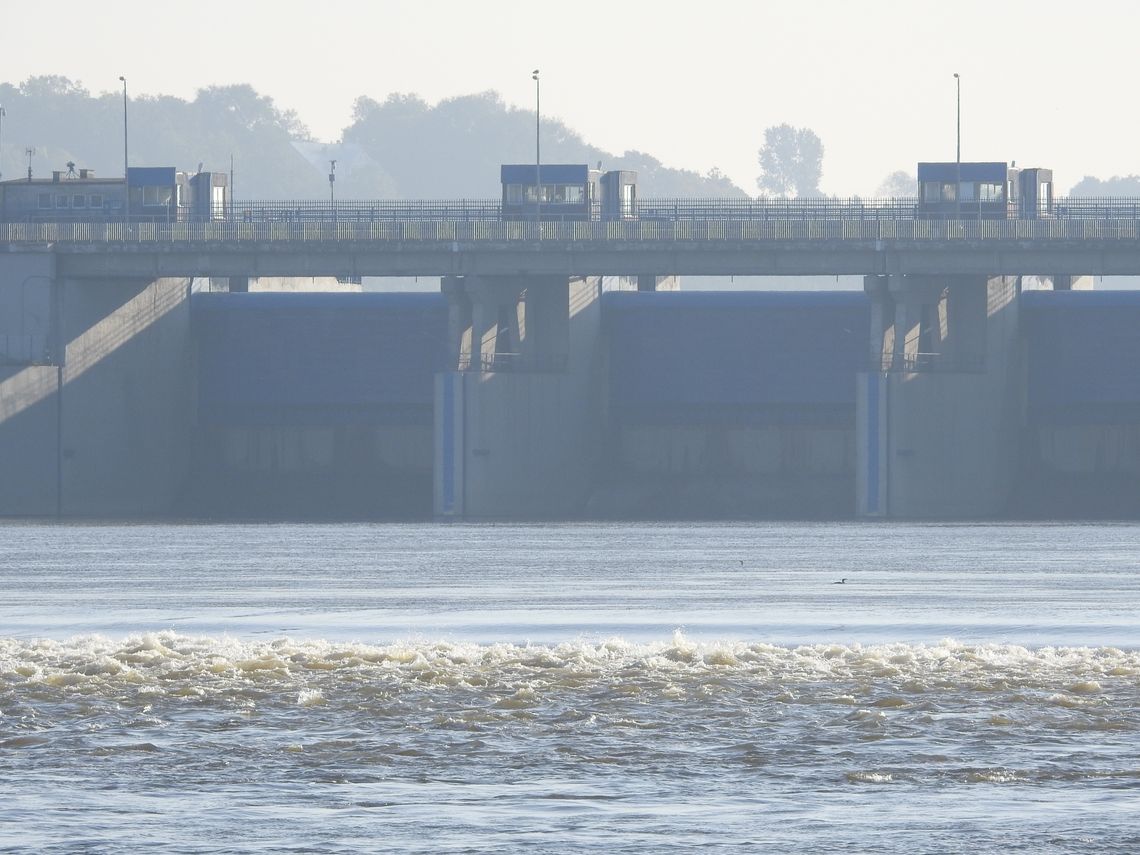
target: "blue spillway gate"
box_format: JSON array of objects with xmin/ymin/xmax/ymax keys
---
[
  {"xmin": 192, "ymin": 292, "xmax": 448, "ymax": 426},
  {"xmin": 191, "ymin": 288, "xmax": 1140, "ymax": 434},
  {"xmin": 1023, "ymin": 290, "xmax": 1140, "ymax": 425},
  {"xmin": 602, "ymin": 291, "xmax": 870, "ymax": 426}
]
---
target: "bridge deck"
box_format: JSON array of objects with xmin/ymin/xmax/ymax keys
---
[
  {"xmin": 8, "ymin": 212, "xmax": 1140, "ymax": 277},
  {"xmin": 6, "ymin": 217, "xmax": 1140, "ymax": 245}
]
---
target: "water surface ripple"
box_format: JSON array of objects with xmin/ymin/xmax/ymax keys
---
[{"xmin": 1, "ymin": 522, "xmax": 1138, "ymax": 853}]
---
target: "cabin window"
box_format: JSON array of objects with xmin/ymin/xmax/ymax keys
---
[
  {"xmin": 922, "ymin": 181, "xmax": 941, "ymax": 202},
  {"xmin": 505, "ymin": 183, "xmax": 587, "ymax": 204},
  {"xmin": 38, "ymin": 193, "xmax": 52, "ymax": 209},
  {"xmin": 89, "ymin": 194, "xmax": 104, "ymax": 209},
  {"xmin": 959, "ymin": 182, "xmax": 975, "ymax": 202},
  {"xmin": 72, "ymin": 194, "xmax": 86, "ymax": 208},
  {"xmin": 507, "ymin": 183, "xmax": 544, "ymax": 203},
  {"xmin": 142, "ymin": 185, "xmax": 174, "ymax": 207},
  {"xmin": 979, "ymin": 183, "xmax": 1002, "ymax": 201},
  {"xmin": 55, "ymin": 195, "xmax": 69, "ymax": 209},
  {"xmin": 548, "ymin": 185, "xmax": 584, "ymax": 204}
]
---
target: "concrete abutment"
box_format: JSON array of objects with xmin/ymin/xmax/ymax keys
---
[{"xmin": 0, "ymin": 252, "xmax": 193, "ymax": 516}]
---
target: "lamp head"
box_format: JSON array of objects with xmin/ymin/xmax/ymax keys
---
[{"xmin": 532, "ymin": 69, "xmax": 539, "ymax": 80}]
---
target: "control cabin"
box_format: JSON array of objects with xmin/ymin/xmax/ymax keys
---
[
  {"xmin": 917, "ymin": 161, "xmax": 1053, "ymax": 219},
  {"xmin": 0, "ymin": 165, "xmax": 228, "ymax": 222},
  {"xmin": 500, "ymin": 164, "xmax": 637, "ymax": 220}
]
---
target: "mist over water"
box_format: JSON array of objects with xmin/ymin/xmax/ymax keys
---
[{"xmin": 2, "ymin": 522, "xmax": 1138, "ymax": 853}]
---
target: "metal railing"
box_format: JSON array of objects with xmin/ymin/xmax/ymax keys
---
[
  {"xmin": 456, "ymin": 351, "xmax": 569, "ymax": 373},
  {"xmin": 871, "ymin": 352, "xmax": 987, "ymax": 374},
  {"xmin": 6, "ymin": 217, "xmax": 1140, "ymax": 245},
  {"xmin": 229, "ymin": 199, "xmax": 503, "ymax": 223},
  {"xmin": 10, "ymin": 196, "xmax": 1140, "ymax": 227},
  {"xmin": 7, "ymin": 195, "xmax": 1140, "ymax": 245},
  {"xmin": 639, "ymin": 197, "xmax": 922, "ymax": 221}
]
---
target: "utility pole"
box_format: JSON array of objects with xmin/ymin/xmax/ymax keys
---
[
  {"xmin": 329, "ymin": 159, "xmax": 337, "ymax": 204},
  {"xmin": 0, "ymin": 105, "xmax": 6, "ymax": 182},
  {"xmin": 953, "ymin": 72, "xmax": 961, "ymax": 219},
  {"xmin": 532, "ymin": 69, "xmax": 540, "ymax": 223},
  {"xmin": 119, "ymin": 76, "xmax": 129, "ymax": 220}
]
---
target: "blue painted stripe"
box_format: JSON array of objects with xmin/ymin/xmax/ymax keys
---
[
  {"xmin": 866, "ymin": 374, "xmax": 880, "ymax": 514},
  {"xmin": 441, "ymin": 373, "xmax": 454, "ymax": 514}
]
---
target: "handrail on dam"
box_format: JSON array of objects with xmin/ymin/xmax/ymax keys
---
[
  {"xmin": 871, "ymin": 352, "xmax": 987, "ymax": 374},
  {"xmin": 456, "ymin": 351, "xmax": 569, "ymax": 373},
  {"xmin": 5, "ymin": 217, "xmax": 1140, "ymax": 244}
]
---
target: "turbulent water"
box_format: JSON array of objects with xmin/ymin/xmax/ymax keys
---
[{"xmin": 1, "ymin": 522, "xmax": 1138, "ymax": 853}]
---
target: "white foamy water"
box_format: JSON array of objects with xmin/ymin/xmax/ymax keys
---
[{"xmin": 1, "ymin": 522, "xmax": 1139, "ymax": 853}]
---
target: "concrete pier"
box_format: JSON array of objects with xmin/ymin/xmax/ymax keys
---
[
  {"xmin": 857, "ymin": 274, "xmax": 1022, "ymax": 518},
  {"xmin": 435, "ymin": 275, "xmax": 609, "ymax": 518},
  {"xmin": 0, "ymin": 252, "xmax": 193, "ymax": 516}
]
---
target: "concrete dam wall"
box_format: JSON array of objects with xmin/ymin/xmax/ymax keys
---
[
  {"xmin": 592, "ymin": 291, "xmax": 869, "ymax": 518},
  {"xmin": 0, "ymin": 252, "xmax": 193, "ymax": 516},
  {"xmin": 188, "ymin": 292, "xmax": 446, "ymax": 518},
  {"xmin": 2, "ymin": 243, "xmax": 1138, "ymax": 521},
  {"xmin": 1016, "ymin": 290, "xmax": 1140, "ymax": 518}
]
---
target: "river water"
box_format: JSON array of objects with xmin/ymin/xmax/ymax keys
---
[{"xmin": 1, "ymin": 521, "xmax": 1137, "ymax": 853}]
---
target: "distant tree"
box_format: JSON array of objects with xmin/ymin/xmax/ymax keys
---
[
  {"xmin": 343, "ymin": 92, "xmax": 750, "ymax": 198},
  {"xmin": 19, "ymin": 75, "xmax": 90, "ymax": 98},
  {"xmin": 1068, "ymin": 174, "xmax": 1140, "ymax": 197},
  {"xmin": 0, "ymin": 76, "xmax": 324, "ymax": 198},
  {"xmin": 194, "ymin": 84, "xmax": 310, "ymax": 139},
  {"xmin": 0, "ymin": 76, "xmax": 752, "ymax": 201},
  {"xmin": 876, "ymin": 169, "xmax": 917, "ymax": 197},
  {"xmin": 756, "ymin": 124, "xmax": 824, "ymax": 198}
]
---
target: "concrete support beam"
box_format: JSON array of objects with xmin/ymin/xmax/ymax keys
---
[
  {"xmin": 434, "ymin": 275, "xmax": 604, "ymax": 518},
  {"xmin": 523, "ymin": 277, "xmax": 569, "ymax": 368},
  {"xmin": 441, "ymin": 275, "xmax": 472, "ymax": 369},
  {"xmin": 49, "ymin": 239, "xmax": 1140, "ymax": 280},
  {"xmin": 635, "ymin": 274, "xmax": 680, "ymax": 292},
  {"xmin": 857, "ymin": 273, "xmax": 1023, "ymax": 518}
]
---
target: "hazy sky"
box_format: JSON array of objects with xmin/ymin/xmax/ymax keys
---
[{"xmin": 4, "ymin": 0, "xmax": 1139, "ymax": 195}]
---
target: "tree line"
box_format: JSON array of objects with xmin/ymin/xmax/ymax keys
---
[
  {"xmin": 3, "ymin": 77, "xmax": 1125, "ymax": 200},
  {"xmin": 0, "ymin": 77, "xmax": 744, "ymax": 200}
]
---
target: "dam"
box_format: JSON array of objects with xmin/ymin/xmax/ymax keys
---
[
  {"xmin": 2, "ymin": 259, "xmax": 1137, "ymax": 520},
  {"xmin": 2, "ymin": 168, "xmax": 1139, "ymax": 519}
]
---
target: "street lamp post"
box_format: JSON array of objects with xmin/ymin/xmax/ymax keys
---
[
  {"xmin": 953, "ymin": 72, "xmax": 961, "ymax": 219},
  {"xmin": 119, "ymin": 76, "xmax": 129, "ymax": 221},
  {"xmin": 329, "ymin": 159, "xmax": 337, "ymax": 204},
  {"xmin": 532, "ymin": 69, "xmax": 540, "ymax": 223}
]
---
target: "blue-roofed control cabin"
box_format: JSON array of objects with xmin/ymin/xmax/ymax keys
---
[
  {"xmin": 917, "ymin": 162, "xmax": 1053, "ymax": 219},
  {"xmin": 0, "ymin": 165, "xmax": 228, "ymax": 222},
  {"xmin": 500, "ymin": 164, "xmax": 637, "ymax": 220}
]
